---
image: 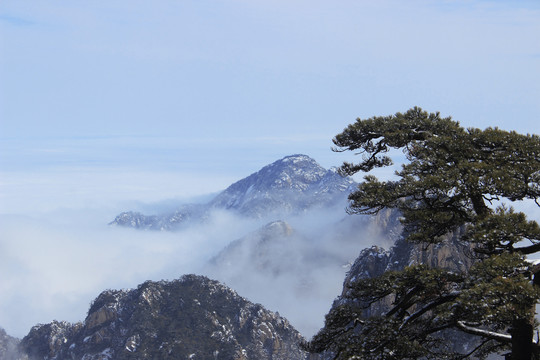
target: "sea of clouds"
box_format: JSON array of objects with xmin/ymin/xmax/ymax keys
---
[{"xmin": 0, "ymin": 197, "xmax": 388, "ymax": 339}]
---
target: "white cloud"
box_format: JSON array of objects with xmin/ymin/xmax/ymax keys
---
[
  {"xmin": 0, "ymin": 188, "xmax": 393, "ymax": 340},
  {"xmin": 0, "ymin": 209, "xmax": 264, "ymax": 337}
]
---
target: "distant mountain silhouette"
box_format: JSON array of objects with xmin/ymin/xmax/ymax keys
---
[{"xmin": 109, "ymin": 154, "xmax": 355, "ymax": 230}]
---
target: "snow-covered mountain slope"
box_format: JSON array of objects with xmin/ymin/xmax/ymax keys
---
[
  {"xmin": 109, "ymin": 154, "xmax": 356, "ymax": 230},
  {"xmin": 18, "ymin": 275, "xmax": 318, "ymax": 360},
  {"xmin": 209, "ymin": 154, "xmax": 355, "ymax": 217}
]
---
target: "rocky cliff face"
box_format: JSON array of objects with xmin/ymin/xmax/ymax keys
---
[
  {"xmin": 109, "ymin": 154, "xmax": 355, "ymax": 230},
  {"xmin": 315, "ymin": 210, "xmax": 480, "ymax": 357},
  {"xmin": 338, "ymin": 236, "xmax": 474, "ymax": 320},
  {"xmin": 18, "ymin": 275, "xmax": 314, "ymax": 360},
  {"xmin": 342, "ymin": 222, "xmax": 474, "ymax": 297}
]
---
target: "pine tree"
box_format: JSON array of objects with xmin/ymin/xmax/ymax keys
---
[{"xmin": 308, "ymin": 107, "xmax": 540, "ymax": 359}]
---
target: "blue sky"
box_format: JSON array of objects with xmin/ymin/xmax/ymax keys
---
[
  {"xmin": 1, "ymin": 0, "xmax": 540, "ymax": 213},
  {"xmin": 1, "ymin": 0, "xmax": 540, "ymax": 338}
]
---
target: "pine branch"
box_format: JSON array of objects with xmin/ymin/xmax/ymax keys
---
[
  {"xmin": 455, "ymin": 321, "xmax": 511, "ymax": 343},
  {"xmin": 456, "ymin": 338, "xmax": 499, "ymax": 360},
  {"xmin": 386, "ymin": 285, "xmax": 422, "ymax": 317},
  {"xmin": 398, "ymin": 292, "xmax": 460, "ymax": 331},
  {"xmin": 514, "ymin": 241, "xmax": 540, "ymax": 255}
]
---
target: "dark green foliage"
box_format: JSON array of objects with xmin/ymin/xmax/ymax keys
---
[
  {"xmin": 335, "ymin": 107, "xmax": 540, "ymax": 245},
  {"xmin": 309, "ymin": 107, "xmax": 540, "ymax": 359}
]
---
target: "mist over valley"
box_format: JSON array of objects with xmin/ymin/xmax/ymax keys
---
[{"xmin": 0, "ymin": 155, "xmax": 391, "ymax": 346}]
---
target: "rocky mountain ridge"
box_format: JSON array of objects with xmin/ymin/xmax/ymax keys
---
[
  {"xmin": 11, "ymin": 275, "xmax": 316, "ymax": 360},
  {"xmin": 209, "ymin": 154, "xmax": 355, "ymax": 217},
  {"xmin": 109, "ymin": 154, "xmax": 355, "ymax": 230}
]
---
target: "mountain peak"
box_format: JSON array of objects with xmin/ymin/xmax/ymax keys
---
[
  {"xmin": 276, "ymin": 154, "xmax": 318, "ymax": 164},
  {"xmin": 262, "ymin": 220, "xmax": 294, "ymax": 237},
  {"xmin": 110, "ymin": 154, "xmax": 356, "ymax": 229},
  {"xmin": 252, "ymin": 154, "xmax": 327, "ymax": 190},
  {"xmin": 209, "ymin": 154, "xmax": 354, "ymax": 217},
  {"xmin": 19, "ymin": 275, "xmax": 312, "ymax": 360}
]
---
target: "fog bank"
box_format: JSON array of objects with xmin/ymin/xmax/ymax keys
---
[{"xmin": 0, "ymin": 198, "xmax": 389, "ymax": 339}]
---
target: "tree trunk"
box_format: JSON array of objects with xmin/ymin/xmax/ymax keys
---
[{"xmin": 510, "ymin": 318, "xmax": 533, "ymax": 360}]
